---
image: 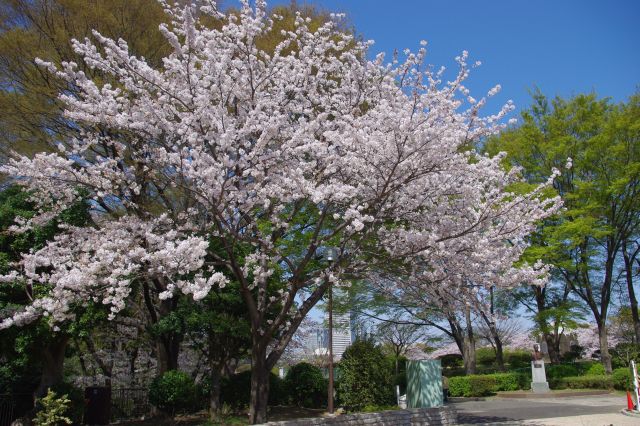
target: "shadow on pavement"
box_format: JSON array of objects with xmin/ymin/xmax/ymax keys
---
[{"xmin": 456, "ymin": 412, "xmax": 545, "ymax": 425}]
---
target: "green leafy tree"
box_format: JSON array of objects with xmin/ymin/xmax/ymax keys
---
[
  {"xmin": 0, "ymin": 186, "xmax": 92, "ymax": 396},
  {"xmin": 182, "ymin": 282, "xmax": 253, "ymax": 420},
  {"xmin": 376, "ymin": 317, "xmax": 422, "ymax": 379},
  {"xmin": 509, "ymin": 281, "xmax": 586, "ymax": 363},
  {"xmin": 0, "ymin": 0, "xmax": 171, "ymax": 161},
  {"xmin": 485, "ymin": 91, "xmax": 640, "ymax": 372}
]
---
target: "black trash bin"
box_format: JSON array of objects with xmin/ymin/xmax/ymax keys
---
[{"xmin": 84, "ymin": 387, "xmax": 111, "ymax": 425}]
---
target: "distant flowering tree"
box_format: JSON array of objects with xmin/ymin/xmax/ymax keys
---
[
  {"xmin": 572, "ymin": 324, "xmax": 621, "ymax": 358},
  {"xmin": 427, "ymin": 341, "xmax": 462, "ymax": 360},
  {"xmin": 0, "ymin": 0, "xmax": 560, "ymax": 422}
]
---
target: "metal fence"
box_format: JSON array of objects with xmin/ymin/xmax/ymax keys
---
[
  {"xmin": 0, "ymin": 394, "xmax": 32, "ymax": 426},
  {"xmin": 111, "ymin": 387, "xmax": 151, "ymax": 422},
  {"xmin": 0, "ymin": 388, "xmax": 150, "ymax": 426}
]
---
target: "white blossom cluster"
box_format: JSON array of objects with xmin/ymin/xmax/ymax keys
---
[
  {"xmin": 1, "ymin": 0, "xmax": 560, "ymax": 340},
  {"xmin": 0, "ymin": 216, "xmax": 224, "ymax": 327}
]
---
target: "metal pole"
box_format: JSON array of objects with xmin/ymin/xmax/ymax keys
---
[
  {"xmin": 328, "ymin": 281, "xmax": 334, "ymax": 414},
  {"xmin": 490, "ymin": 285, "xmax": 494, "ymax": 315},
  {"xmin": 632, "ymin": 360, "xmax": 640, "ymax": 412}
]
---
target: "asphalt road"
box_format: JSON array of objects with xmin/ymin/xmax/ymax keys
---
[{"xmin": 450, "ymin": 394, "xmax": 637, "ymax": 425}]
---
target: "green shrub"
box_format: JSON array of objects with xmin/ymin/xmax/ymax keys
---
[
  {"xmin": 448, "ymin": 373, "xmax": 526, "ymax": 397},
  {"xmin": 469, "ymin": 375, "xmax": 496, "ymax": 396},
  {"xmin": 584, "ymin": 363, "xmax": 605, "ymax": 375},
  {"xmin": 492, "ymin": 373, "xmax": 522, "ymax": 391},
  {"xmin": 34, "ymin": 389, "xmax": 72, "ymax": 426},
  {"xmin": 612, "ymin": 368, "xmax": 633, "ymax": 391},
  {"xmin": 49, "ymin": 382, "xmax": 84, "ymax": 425},
  {"xmin": 442, "ymin": 367, "xmax": 466, "ymax": 378},
  {"xmin": 504, "ymin": 350, "xmax": 531, "ymax": 368},
  {"xmin": 549, "ymin": 375, "xmax": 613, "ymax": 390},
  {"xmin": 284, "ymin": 362, "xmax": 327, "ymax": 408},
  {"xmin": 337, "ymin": 340, "xmax": 395, "ymax": 411},
  {"xmin": 269, "ymin": 373, "xmax": 286, "ymax": 406},
  {"xmin": 546, "ymin": 364, "xmax": 580, "ymax": 379},
  {"xmin": 448, "ymin": 376, "xmax": 473, "ymax": 397},
  {"xmin": 220, "ymin": 370, "xmax": 283, "ymax": 410},
  {"xmin": 440, "ymin": 354, "xmax": 463, "ymax": 369},
  {"xmin": 388, "ymin": 356, "xmax": 408, "ymax": 394},
  {"xmin": 611, "ymin": 343, "xmax": 640, "ymax": 369},
  {"xmin": 476, "ymin": 348, "xmax": 496, "ymax": 367},
  {"xmin": 149, "ymin": 370, "xmax": 198, "ymax": 415},
  {"xmin": 220, "ymin": 371, "xmax": 251, "ymax": 410},
  {"xmin": 452, "ymin": 375, "xmax": 494, "ymax": 397}
]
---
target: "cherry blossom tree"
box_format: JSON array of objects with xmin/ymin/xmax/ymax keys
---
[
  {"xmin": 572, "ymin": 324, "xmax": 621, "ymax": 358},
  {"xmin": 1, "ymin": 1, "xmax": 561, "ymax": 421}
]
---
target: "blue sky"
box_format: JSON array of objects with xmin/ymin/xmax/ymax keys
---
[{"xmin": 231, "ymin": 0, "xmax": 639, "ymax": 119}]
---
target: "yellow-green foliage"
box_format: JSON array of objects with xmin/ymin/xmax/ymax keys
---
[
  {"xmin": 34, "ymin": 389, "xmax": 72, "ymax": 426},
  {"xmin": 0, "ymin": 0, "xmax": 171, "ymax": 159}
]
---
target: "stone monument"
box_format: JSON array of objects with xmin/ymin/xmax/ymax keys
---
[{"xmin": 530, "ymin": 343, "xmax": 550, "ymax": 393}]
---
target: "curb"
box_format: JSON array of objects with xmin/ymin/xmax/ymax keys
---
[
  {"xmin": 621, "ymin": 408, "xmax": 640, "ymax": 418},
  {"xmin": 446, "ymin": 397, "xmax": 486, "ymax": 402},
  {"xmin": 496, "ymin": 390, "xmax": 612, "ymax": 398}
]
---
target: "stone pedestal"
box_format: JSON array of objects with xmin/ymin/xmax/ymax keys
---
[{"xmin": 531, "ymin": 360, "xmax": 550, "ymax": 393}]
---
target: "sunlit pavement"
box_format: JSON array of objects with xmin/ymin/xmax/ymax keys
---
[{"xmin": 451, "ymin": 394, "xmax": 638, "ymax": 425}]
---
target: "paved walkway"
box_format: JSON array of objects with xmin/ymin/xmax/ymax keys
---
[{"xmin": 452, "ymin": 394, "xmax": 638, "ymax": 425}]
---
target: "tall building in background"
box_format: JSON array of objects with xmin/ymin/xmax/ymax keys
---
[
  {"xmin": 311, "ymin": 311, "xmax": 353, "ymax": 361},
  {"xmin": 331, "ymin": 312, "xmax": 352, "ymax": 360}
]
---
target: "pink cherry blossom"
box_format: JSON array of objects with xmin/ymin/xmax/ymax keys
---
[{"xmin": 0, "ymin": 1, "xmax": 560, "ymax": 387}]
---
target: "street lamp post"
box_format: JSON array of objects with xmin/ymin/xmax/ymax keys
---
[
  {"xmin": 327, "ymin": 278, "xmax": 334, "ymax": 414},
  {"xmin": 325, "ymin": 247, "xmax": 337, "ymax": 415}
]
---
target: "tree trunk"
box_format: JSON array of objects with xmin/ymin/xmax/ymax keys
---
[
  {"xmin": 463, "ymin": 306, "xmax": 476, "ymax": 375},
  {"xmin": 623, "ymin": 241, "xmax": 640, "ymax": 343},
  {"xmin": 248, "ymin": 346, "xmax": 270, "ymax": 424},
  {"xmin": 533, "ymin": 286, "xmax": 560, "ymax": 363},
  {"xmin": 494, "ymin": 335, "xmax": 505, "ymax": 372},
  {"xmin": 209, "ymin": 367, "xmax": 222, "ymax": 421},
  {"xmin": 128, "ymin": 346, "xmax": 139, "ymax": 385},
  {"xmin": 35, "ymin": 334, "xmax": 70, "ymax": 397},
  {"xmin": 480, "ymin": 311, "xmax": 505, "ymax": 371},
  {"xmin": 597, "ymin": 321, "xmax": 613, "ymax": 374},
  {"xmin": 544, "ymin": 333, "xmax": 560, "ymax": 364},
  {"xmin": 143, "ymin": 283, "xmax": 182, "ymax": 376},
  {"xmin": 462, "ymin": 338, "xmax": 476, "ymax": 375},
  {"xmin": 156, "ymin": 337, "xmax": 180, "ymax": 375},
  {"xmin": 395, "ymin": 355, "xmax": 399, "ymax": 377}
]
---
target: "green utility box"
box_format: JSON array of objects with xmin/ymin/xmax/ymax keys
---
[{"xmin": 406, "ymin": 359, "xmax": 443, "ymax": 408}]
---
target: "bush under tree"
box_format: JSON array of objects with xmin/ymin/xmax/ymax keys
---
[
  {"xmin": 337, "ymin": 340, "xmax": 395, "ymax": 411},
  {"xmin": 219, "ymin": 371, "xmax": 284, "ymax": 411},
  {"xmin": 149, "ymin": 371, "xmax": 198, "ymax": 416},
  {"xmin": 284, "ymin": 362, "xmax": 327, "ymax": 408},
  {"xmin": 34, "ymin": 389, "xmax": 72, "ymax": 426}
]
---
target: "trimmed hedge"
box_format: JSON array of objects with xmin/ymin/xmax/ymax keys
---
[
  {"xmin": 448, "ymin": 363, "xmax": 632, "ymax": 396},
  {"xmin": 448, "ymin": 373, "xmax": 527, "ymax": 397},
  {"xmin": 549, "ymin": 375, "xmax": 613, "ymax": 390}
]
